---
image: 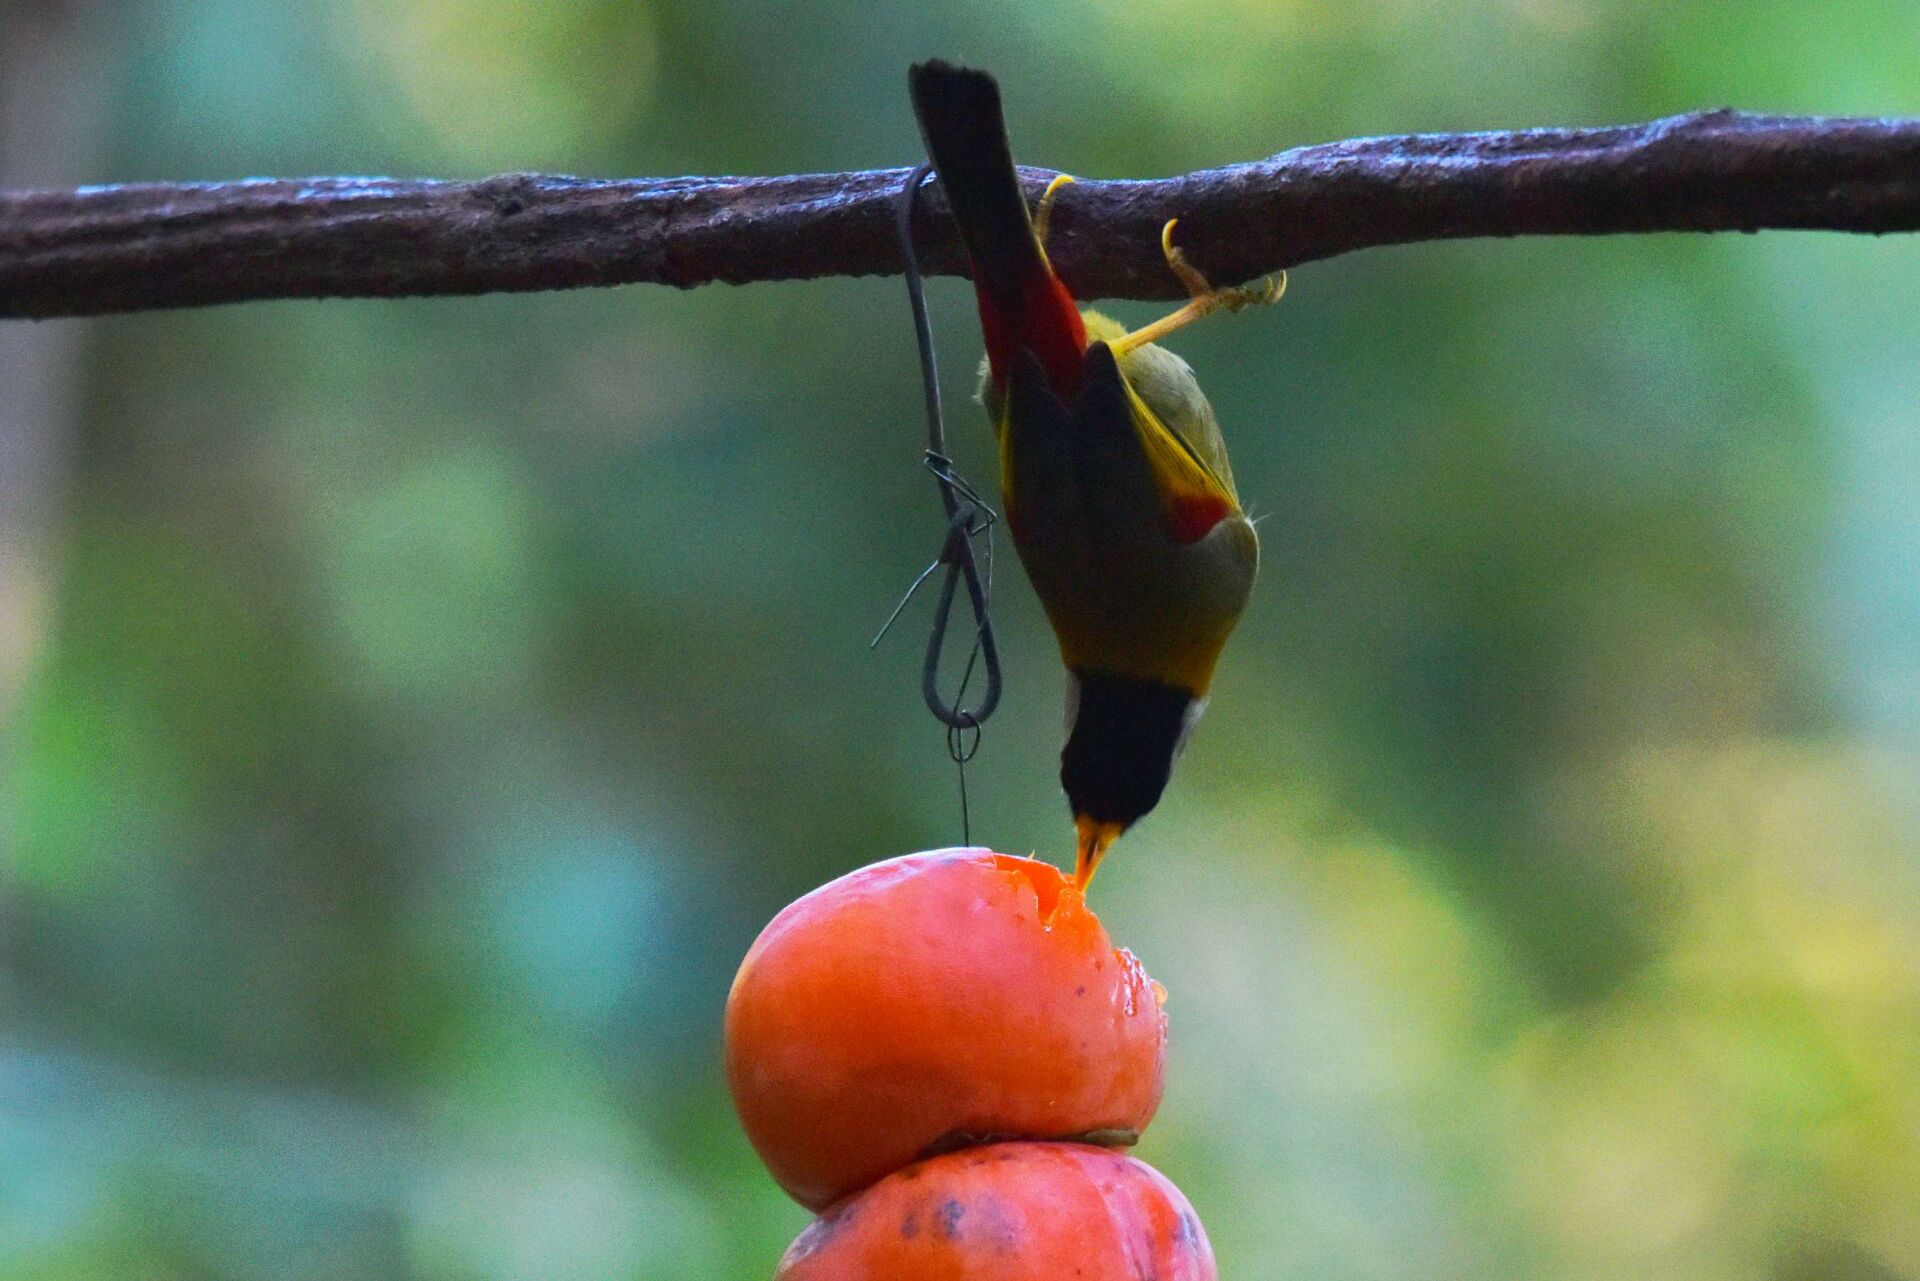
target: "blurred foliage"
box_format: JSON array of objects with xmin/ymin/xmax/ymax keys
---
[{"xmin": 3, "ymin": 1, "xmax": 1919, "ymax": 1278}]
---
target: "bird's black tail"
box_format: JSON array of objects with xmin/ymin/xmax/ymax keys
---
[
  {"xmin": 907, "ymin": 60, "xmax": 1051, "ymax": 321},
  {"xmin": 908, "ymin": 60, "xmax": 1086, "ymax": 394}
]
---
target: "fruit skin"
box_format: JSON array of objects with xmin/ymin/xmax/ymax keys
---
[
  {"xmin": 725, "ymin": 850, "xmax": 1166, "ymax": 1211},
  {"xmin": 774, "ymin": 1142, "xmax": 1216, "ymax": 1281}
]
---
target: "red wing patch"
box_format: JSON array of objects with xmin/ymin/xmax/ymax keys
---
[{"xmin": 1167, "ymin": 493, "xmax": 1230, "ymax": 545}]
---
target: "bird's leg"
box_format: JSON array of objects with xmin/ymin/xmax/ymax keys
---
[
  {"xmin": 1033, "ymin": 173, "xmax": 1075, "ymax": 257},
  {"xmin": 1109, "ymin": 219, "xmax": 1285, "ymax": 356}
]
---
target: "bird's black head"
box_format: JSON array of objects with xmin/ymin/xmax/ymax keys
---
[{"xmin": 1059, "ymin": 669, "xmax": 1203, "ymax": 832}]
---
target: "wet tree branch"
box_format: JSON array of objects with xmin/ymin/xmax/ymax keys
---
[{"xmin": 3, "ymin": 110, "xmax": 1918, "ymax": 319}]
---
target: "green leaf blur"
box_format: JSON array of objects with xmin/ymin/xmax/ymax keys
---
[{"xmin": 2, "ymin": 2, "xmax": 1917, "ymax": 1279}]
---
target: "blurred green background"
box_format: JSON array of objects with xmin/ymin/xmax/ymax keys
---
[{"xmin": 3, "ymin": 1, "xmax": 1918, "ymax": 1278}]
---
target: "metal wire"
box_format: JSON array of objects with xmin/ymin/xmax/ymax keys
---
[{"xmin": 874, "ymin": 161, "xmax": 1003, "ymax": 844}]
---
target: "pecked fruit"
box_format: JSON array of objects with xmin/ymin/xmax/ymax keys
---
[
  {"xmin": 774, "ymin": 1142, "xmax": 1216, "ymax": 1280},
  {"xmin": 725, "ymin": 850, "xmax": 1167, "ymax": 1211}
]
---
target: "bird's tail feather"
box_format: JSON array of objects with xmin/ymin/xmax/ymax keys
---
[{"xmin": 908, "ymin": 60, "xmax": 1085, "ymax": 392}]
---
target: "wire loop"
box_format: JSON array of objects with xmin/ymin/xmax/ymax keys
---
[{"xmin": 920, "ymin": 499, "xmax": 1002, "ymax": 730}]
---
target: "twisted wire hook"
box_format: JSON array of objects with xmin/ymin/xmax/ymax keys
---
[
  {"xmin": 894, "ymin": 163, "xmax": 1002, "ymax": 734},
  {"xmin": 875, "ymin": 162, "xmax": 1003, "ymax": 842}
]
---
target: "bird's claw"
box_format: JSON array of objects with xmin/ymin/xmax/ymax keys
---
[
  {"xmin": 1163, "ymin": 218, "xmax": 1286, "ymax": 313},
  {"xmin": 1034, "ymin": 173, "xmax": 1076, "ymax": 248},
  {"xmin": 1110, "ymin": 219, "xmax": 1285, "ymax": 356}
]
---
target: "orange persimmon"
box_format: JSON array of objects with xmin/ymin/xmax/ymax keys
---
[
  {"xmin": 774, "ymin": 1142, "xmax": 1216, "ymax": 1280},
  {"xmin": 725, "ymin": 850, "xmax": 1167, "ymax": 1211}
]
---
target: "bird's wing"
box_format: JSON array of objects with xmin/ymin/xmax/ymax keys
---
[
  {"xmin": 1086, "ymin": 343, "xmax": 1240, "ymax": 544},
  {"xmin": 1112, "ymin": 339, "xmax": 1240, "ymax": 503}
]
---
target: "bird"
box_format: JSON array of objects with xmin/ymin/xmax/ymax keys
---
[{"xmin": 907, "ymin": 60, "xmax": 1277, "ymax": 888}]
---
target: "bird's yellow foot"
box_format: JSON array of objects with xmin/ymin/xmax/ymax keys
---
[
  {"xmin": 1073, "ymin": 816, "xmax": 1123, "ymax": 891},
  {"xmin": 1110, "ymin": 218, "xmax": 1285, "ymax": 356},
  {"xmin": 1033, "ymin": 173, "xmax": 1075, "ymax": 255}
]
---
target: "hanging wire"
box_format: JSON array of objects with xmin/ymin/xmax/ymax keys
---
[{"xmin": 869, "ymin": 162, "xmax": 1002, "ymax": 844}]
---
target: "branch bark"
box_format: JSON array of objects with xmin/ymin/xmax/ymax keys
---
[{"xmin": 3, "ymin": 110, "xmax": 1919, "ymax": 319}]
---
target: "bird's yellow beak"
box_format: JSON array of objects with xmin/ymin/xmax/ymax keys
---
[{"xmin": 1073, "ymin": 816, "xmax": 1126, "ymax": 891}]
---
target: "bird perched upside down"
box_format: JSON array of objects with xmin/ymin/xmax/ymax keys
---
[{"xmin": 908, "ymin": 60, "xmax": 1278, "ymax": 887}]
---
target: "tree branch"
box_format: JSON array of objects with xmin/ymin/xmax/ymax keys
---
[{"xmin": 4, "ymin": 110, "xmax": 1919, "ymax": 320}]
